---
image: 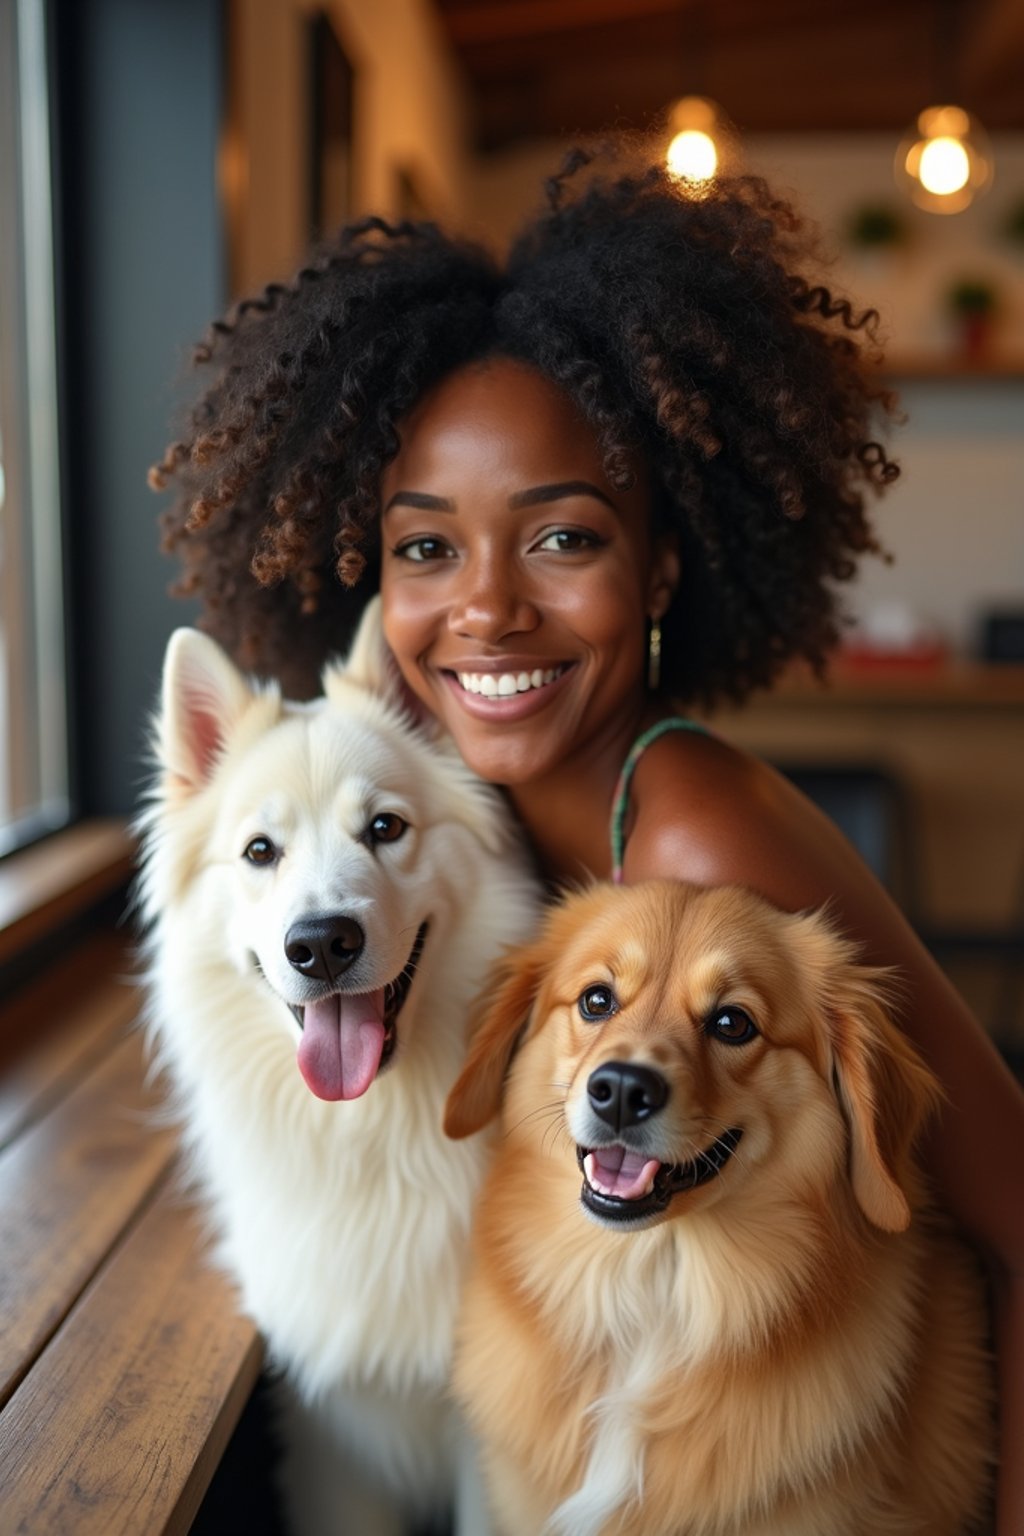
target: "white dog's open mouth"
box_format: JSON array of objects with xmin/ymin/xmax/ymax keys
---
[
  {"xmin": 290, "ymin": 922, "xmax": 429, "ymax": 1102},
  {"xmin": 576, "ymin": 1128, "xmax": 742, "ymax": 1225}
]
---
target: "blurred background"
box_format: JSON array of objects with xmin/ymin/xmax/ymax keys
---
[{"xmin": 1, "ymin": 0, "xmax": 1022, "ymax": 1044}]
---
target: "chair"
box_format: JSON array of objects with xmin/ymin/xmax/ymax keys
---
[{"xmin": 775, "ymin": 762, "xmax": 917, "ymax": 910}]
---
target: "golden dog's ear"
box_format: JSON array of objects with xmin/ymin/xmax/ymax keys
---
[
  {"xmin": 829, "ymin": 965, "xmax": 942, "ymax": 1233},
  {"xmin": 444, "ymin": 940, "xmax": 550, "ymax": 1140}
]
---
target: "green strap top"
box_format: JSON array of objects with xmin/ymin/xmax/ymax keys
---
[{"xmin": 610, "ymin": 717, "xmax": 708, "ymax": 883}]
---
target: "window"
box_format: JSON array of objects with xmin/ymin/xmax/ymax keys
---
[{"xmin": 0, "ymin": 0, "xmax": 68, "ymax": 855}]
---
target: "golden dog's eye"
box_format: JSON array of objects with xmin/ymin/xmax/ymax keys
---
[
  {"xmin": 367, "ymin": 812, "xmax": 407, "ymax": 845},
  {"xmin": 243, "ymin": 835, "xmax": 279, "ymax": 866},
  {"xmin": 578, "ymin": 985, "xmax": 617, "ymax": 1022},
  {"xmin": 706, "ymin": 1007, "xmax": 758, "ymax": 1046}
]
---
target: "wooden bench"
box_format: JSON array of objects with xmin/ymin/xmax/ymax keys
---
[{"xmin": 0, "ymin": 829, "xmax": 264, "ymax": 1535}]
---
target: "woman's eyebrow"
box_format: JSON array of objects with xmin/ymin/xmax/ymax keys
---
[
  {"xmin": 383, "ymin": 491, "xmax": 455, "ymax": 513},
  {"xmin": 383, "ymin": 481, "xmax": 616, "ymax": 514},
  {"xmin": 508, "ymin": 480, "xmax": 616, "ymax": 511}
]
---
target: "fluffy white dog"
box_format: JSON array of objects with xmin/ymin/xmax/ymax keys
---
[{"xmin": 137, "ymin": 598, "xmax": 540, "ymax": 1535}]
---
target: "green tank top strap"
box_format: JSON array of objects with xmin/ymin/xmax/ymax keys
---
[{"xmin": 610, "ymin": 717, "xmax": 709, "ymax": 883}]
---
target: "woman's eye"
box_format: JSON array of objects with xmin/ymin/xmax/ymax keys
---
[
  {"xmin": 535, "ymin": 528, "xmax": 599, "ymax": 553},
  {"xmin": 243, "ymin": 835, "xmax": 279, "ymax": 866},
  {"xmin": 578, "ymin": 984, "xmax": 618, "ymax": 1021},
  {"xmin": 367, "ymin": 812, "xmax": 408, "ymax": 845},
  {"xmin": 392, "ymin": 536, "xmax": 452, "ymax": 563},
  {"xmin": 705, "ymin": 1007, "xmax": 759, "ymax": 1046}
]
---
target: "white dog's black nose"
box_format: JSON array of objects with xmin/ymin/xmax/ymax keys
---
[
  {"xmin": 285, "ymin": 916, "xmax": 365, "ymax": 983},
  {"xmin": 587, "ymin": 1061, "xmax": 669, "ymax": 1131}
]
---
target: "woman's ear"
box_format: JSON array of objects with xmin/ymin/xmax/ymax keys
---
[
  {"xmin": 648, "ymin": 532, "xmax": 680, "ymax": 622},
  {"xmin": 444, "ymin": 940, "xmax": 552, "ymax": 1140}
]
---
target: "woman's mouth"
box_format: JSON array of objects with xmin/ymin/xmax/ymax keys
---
[{"xmin": 454, "ymin": 665, "xmax": 568, "ymax": 698}]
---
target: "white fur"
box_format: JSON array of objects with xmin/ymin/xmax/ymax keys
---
[{"xmin": 137, "ymin": 599, "xmax": 540, "ymax": 1534}]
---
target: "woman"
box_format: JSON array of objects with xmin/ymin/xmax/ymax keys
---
[{"xmin": 154, "ymin": 149, "xmax": 1022, "ymax": 1528}]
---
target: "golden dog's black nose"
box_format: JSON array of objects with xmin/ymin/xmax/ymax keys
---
[
  {"xmin": 587, "ymin": 1061, "xmax": 669, "ymax": 1131},
  {"xmin": 285, "ymin": 915, "xmax": 365, "ymax": 982}
]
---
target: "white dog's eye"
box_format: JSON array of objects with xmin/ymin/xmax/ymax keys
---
[
  {"xmin": 367, "ymin": 812, "xmax": 408, "ymax": 846},
  {"xmin": 578, "ymin": 985, "xmax": 617, "ymax": 1021},
  {"xmin": 243, "ymin": 835, "xmax": 279, "ymax": 867},
  {"xmin": 705, "ymin": 1007, "xmax": 758, "ymax": 1046}
]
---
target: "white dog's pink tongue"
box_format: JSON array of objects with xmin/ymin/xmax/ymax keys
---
[
  {"xmin": 297, "ymin": 991, "xmax": 386, "ymax": 1101},
  {"xmin": 585, "ymin": 1146, "xmax": 661, "ymax": 1200}
]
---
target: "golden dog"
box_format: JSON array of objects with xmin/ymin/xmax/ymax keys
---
[{"xmin": 445, "ymin": 880, "xmax": 993, "ymax": 1536}]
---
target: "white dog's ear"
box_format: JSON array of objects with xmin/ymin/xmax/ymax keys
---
[
  {"xmin": 326, "ymin": 596, "xmax": 438, "ymax": 733},
  {"xmin": 158, "ymin": 628, "xmax": 255, "ymax": 795},
  {"xmin": 336, "ymin": 595, "xmax": 391, "ymax": 694},
  {"xmin": 827, "ymin": 964, "xmax": 942, "ymax": 1233}
]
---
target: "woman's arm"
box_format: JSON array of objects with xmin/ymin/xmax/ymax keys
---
[{"xmin": 625, "ymin": 731, "xmax": 1024, "ymax": 1533}]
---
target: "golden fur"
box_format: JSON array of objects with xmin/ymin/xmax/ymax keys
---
[{"xmin": 445, "ymin": 881, "xmax": 993, "ymax": 1536}]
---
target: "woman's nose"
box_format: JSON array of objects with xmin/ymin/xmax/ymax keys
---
[{"xmin": 447, "ymin": 557, "xmax": 540, "ymax": 641}]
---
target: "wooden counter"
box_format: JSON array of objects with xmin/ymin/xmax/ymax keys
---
[{"xmin": 0, "ymin": 924, "xmax": 263, "ymax": 1534}]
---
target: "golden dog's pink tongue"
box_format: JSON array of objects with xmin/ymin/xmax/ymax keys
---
[
  {"xmin": 297, "ymin": 991, "xmax": 386, "ymax": 1101},
  {"xmin": 584, "ymin": 1146, "xmax": 661, "ymax": 1200}
]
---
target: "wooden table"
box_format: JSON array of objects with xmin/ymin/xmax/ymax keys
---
[{"xmin": 0, "ymin": 926, "xmax": 263, "ymax": 1534}]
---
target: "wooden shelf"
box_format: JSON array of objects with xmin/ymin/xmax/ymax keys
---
[
  {"xmin": 749, "ymin": 661, "xmax": 1024, "ymax": 708},
  {"xmin": 881, "ymin": 355, "xmax": 1024, "ymax": 381},
  {"xmin": 0, "ymin": 820, "xmax": 134, "ymax": 967}
]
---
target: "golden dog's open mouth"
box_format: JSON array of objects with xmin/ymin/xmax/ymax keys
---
[{"xmin": 576, "ymin": 1128, "xmax": 743, "ymax": 1224}]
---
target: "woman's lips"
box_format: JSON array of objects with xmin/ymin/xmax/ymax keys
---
[{"xmin": 439, "ymin": 662, "xmax": 575, "ymax": 719}]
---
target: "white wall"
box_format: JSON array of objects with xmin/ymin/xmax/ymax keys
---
[
  {"xmin": 842, "ymin": 380, "xmax": 1024, "ymax": 656},
  {"xmin": 752, "ymin": 134, "xmax": 1024, "ymax": 360}
]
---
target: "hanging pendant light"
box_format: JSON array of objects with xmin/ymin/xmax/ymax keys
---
[
  {"xmin": 895, "ymin": 2, "xmax": 994, "ymax": 214},
  {"xmin": 895, "ymin": 104, "xmax": 993, "ymax": 214},
  {"xmin": 666, "ymin": 95, "xmax": 731, "ymax": 186},
  {"xmin": 663, "ymin": 5, "xmax": 736, "ymax": 191}
]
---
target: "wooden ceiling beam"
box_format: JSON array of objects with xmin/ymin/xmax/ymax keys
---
[
  {"xmin": 437, "ymin": 0, "xmax": 1024, "ymax": 145},
  {"xmin": 962, "ymin": 0, "xmax": 1024, "ymax": 96},
  {"xmin": 440, "ymin": 0, "xmax": 685, "ymax": 48}
]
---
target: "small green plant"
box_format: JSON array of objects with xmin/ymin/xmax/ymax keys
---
[
  {"xmin": 846, "ymin": 203, "xmax": 906, "ymax": 249},
  {"xmin": 947, "ymin": 278, "xmax": 997, "ymax": 316},
  {"xmin": 1002, "ymin": 197, "xmax": 1024, "ymax": 246}
]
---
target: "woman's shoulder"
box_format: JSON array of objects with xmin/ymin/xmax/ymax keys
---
[{"xmin": 622, "ymin": 722, "xmax": 880, "ymax": 915}]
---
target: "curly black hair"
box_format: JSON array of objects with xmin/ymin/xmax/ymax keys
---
[{"xmin": 152, "ymin": 146, "xmax": 898, "ymax": 706}]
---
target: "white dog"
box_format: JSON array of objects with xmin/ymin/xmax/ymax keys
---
[{"xmin": 137, "ymin": 598, "xmax": 540, "ymax": 1535}]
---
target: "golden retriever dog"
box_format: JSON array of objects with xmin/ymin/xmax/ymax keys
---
[{"xmin": 444, "ymin": 880, "xmax": 993, "ymax": 1536}]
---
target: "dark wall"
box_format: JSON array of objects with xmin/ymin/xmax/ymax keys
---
[{"xmin": 56, "ymin": 0, "xmax": 223, "ymax": 815}]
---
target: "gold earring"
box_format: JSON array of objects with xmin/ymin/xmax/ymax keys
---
[{"xmin": 648, "ymin": 618, "xmax": 662, "ymax": 692}]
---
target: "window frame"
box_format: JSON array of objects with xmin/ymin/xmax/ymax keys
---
[{"xmin": 0, "ymin": 0, "xmax": 70, "ymax": 857}]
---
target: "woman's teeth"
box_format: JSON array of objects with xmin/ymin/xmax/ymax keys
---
[{"xmin": 457, "ymin": 666, "xmax": 564, "ymax": 698}]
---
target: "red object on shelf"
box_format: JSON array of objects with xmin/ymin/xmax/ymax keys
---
[{"xmin": 837, "ymin": 639, "xmax": 950, "ymax": 672}]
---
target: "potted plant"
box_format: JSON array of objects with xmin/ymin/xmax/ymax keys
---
[
  {"xmin": 846, "ymin": 203, "xmax": 907, "ymax": 251},
  {"xmin": 947, "ymin": 277, "xmax": 998, "ymax": 361}
]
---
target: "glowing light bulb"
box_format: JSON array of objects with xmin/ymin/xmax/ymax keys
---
[
  {"xmin": 918, "ymin": 136, "xmax": 970, "ymax": 195},
  {"xmin": 667, "ymin": 129, "xmax": 718, "ymax": 183},
  {"xmin": 895, "ymin": 104, "xmax": 993, "ymax": 214}
]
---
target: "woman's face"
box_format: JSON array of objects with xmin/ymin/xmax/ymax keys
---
[{"xmin": 379, "ymin": 357, "xmax": 678, "ymax": 787}]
